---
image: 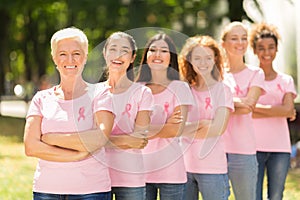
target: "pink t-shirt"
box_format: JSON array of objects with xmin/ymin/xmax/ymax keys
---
[
  {"xmin": 106, "ymin": 83, "xmax": 154, "ymax": 187},
  {"xmin": 26, "ymin": 83, "xmax": 113, "ymax": 194},
  {"xmin": 143, "ymin": 80, "xmax": 194, "ymax": 183},
  {"xmin": 253, "ymin": 72, "xmax": 297, "ymax": 153},
  {"xmin": 223, "ymin": 65, "xmax": 265, "ymax": 154},
  {"xmin": 182, "ymin": 82, "xmax": 234, "ymax": 174}
]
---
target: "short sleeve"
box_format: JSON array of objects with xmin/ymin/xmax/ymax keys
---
[
  {"xmin": 93, "ymin": 83, "xmax": 114, "ymax": 115},
  {"xmin": 223, "ymin": 83, "xmax": 235, "ymax": 112},
  {"xmin": 172, "ymin": 81, "xmax": 194, "ymax": 107},
  {"xmin": 138, "ymin": 86, "xmax": 154, "ymax": 111},
  {"xmin": 249, "ymin": 67, "xmax": 266, "ymax": 94},
  {"xmin": 26, "ymin": 91, "xmax": 43, "ymax": 119},
  {"xmin": 285, "ymin": 74, "xmax": 297, "ymax": 99}
]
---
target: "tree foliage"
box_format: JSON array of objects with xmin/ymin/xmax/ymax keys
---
[{"xmin": 0, "ymin": 0, "xmax": 250, "ymax": 97}]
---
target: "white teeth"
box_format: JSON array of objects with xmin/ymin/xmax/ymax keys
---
[
  {"xmin": 153, "ymin": 59, "xmax": 163, "ymax": 63},
  {"xmin": 112, "ymin": 60, "xmax": 122, "ymax": 64},
  {"xmin": 65, "ymin": 66, "xmax": 76, "ymax": 69},
  {"xmin": 263, "ymin": 56, "xmax": 271, "ymax": 59}
]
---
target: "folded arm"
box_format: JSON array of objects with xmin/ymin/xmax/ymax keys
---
[
  {"xmin": 106, "ymin": 110, "xmax": 151, "ymax": 149},
  {"xmin": 253, "ymin": 92, "xmax": 296, "ymax": 121},
  {"xmin": 182, "ymin": 107, "xmax": 231, "ymax": 139},
  {"xmin": 42, "ymin": 110, "xmax": 114, "ymax": 152},
  {"xmin": 24, "ymin": 116, "xmax": 89, "ymax": 162},
  {"xmin": 233, "ymin": 86, "xmax": 262, "ymax": 115},
  {"xmin": 147, "ymin": 105, "xmax": 188, "ymax": 139}
]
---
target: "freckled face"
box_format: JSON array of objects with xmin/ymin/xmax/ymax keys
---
[
  {"xmin": 190, "ymin": 45, "xmax": 215, "ymax": 77},
  {"xmin": 53, "ymin": 38, "xmax": 87, "ymax": 79},
  {"xmin": 146, "ymin": 39, "xmax": 171, "ymax": 71}
]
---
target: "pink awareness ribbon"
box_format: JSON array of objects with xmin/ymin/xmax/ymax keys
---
[
  {"xmin": 122, "ymin": 103, "xmax": 132, "ymax": 117},
  {"xmin": 78, "ymin": 107, "xmax": 85, "ymax": 121},
  {"xmin": 164, "ymin": 102, "xmax": 169, "ymax": 113},
  {"xmin": 234, "ymin": 85, "xmax": 243, "ymax": 96},
  {"xmin": 277, "ymin": 84, "xmax": 284, "ymax": 93},
  {"xmin": 205, "ymin": 97, "xmax": 212, "ymax": 110}
]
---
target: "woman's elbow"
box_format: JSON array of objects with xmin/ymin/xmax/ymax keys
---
[
  {"xmin": 24, "ymin": 143, "xmax": 36, "ymax": 157},
  {"xmin": 24, "ymin": 138, "xmax": 40, "ymax": 157}
]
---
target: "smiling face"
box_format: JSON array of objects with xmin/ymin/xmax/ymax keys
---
[
  {"xmin": 104, "ymin": 37, "xmax": 135, "ymax": 75},
  {"xmin": 146, "ymin": 39, "xmax": 171, "ymax": 71},
  {"xmin": 254, "ymin": 37, "xmax": 277, "ymax": 68},
  {"xmin": 222, "ymin": 25, "xmax": 248, "ymax": 57},
  {"xmin": 53, "ymin": 38, "xmax": 87, "ymax": 79},
  {"xmin": 190, "ymin": 45, "xmax": 215, "ymax": 77}
]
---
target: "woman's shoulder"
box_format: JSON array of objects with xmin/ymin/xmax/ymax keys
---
[
  {"xmin": 245, "ymin": 64, "xmax": 263, "ymax": 73},
  {"xmin": 211, "ymin": 81, "xmax": 231, "ymax": 93},
  {"xmin": 276, "ymin": 71, "xmax": 294, "ymax": 82},
  {"xmin": 128, "ymin": 82, "xmax": 152, "ymax": 95},
  {"xmin": 170, "ymin": 80, "xmax": 190, "ymax": 88},
  {"xmin": 35, "ymin": 86, "xmax": 56, "ymax": 97},
  {"xmin": 92, "ymin": 82, "xmax": 111, "ymax": 97}
]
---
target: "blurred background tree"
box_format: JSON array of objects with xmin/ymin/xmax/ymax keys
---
[{"xmin": 0, "ymin": 0, "xmax": 296, "ymax": 99}]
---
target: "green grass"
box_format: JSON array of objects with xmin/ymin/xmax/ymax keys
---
[{"xmin": 0, "ymin": 116, "xmax": 300, "ymax": 199}]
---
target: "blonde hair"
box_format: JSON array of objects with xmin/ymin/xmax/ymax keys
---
[
  {"xmin": 220, "ymin": 21, "xmax": 248, "ymax": 41},
  {"xmin": 50, "ymin": 27, "xmax": 88, "ymax": 57}
]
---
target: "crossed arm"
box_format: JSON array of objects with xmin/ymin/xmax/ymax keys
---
[
  {"xmin": 182, "ymin": 106, "xmax": 231, "ymax": 139},
  {"xmin": 24, "ymin": 116, "xmax": 90, "ymax": 162},
  {"xmin": 146, "ymin": 105, "xmax": 188, "ymax": 139},
  {"xmin": 42, "ymin": 110, "xmax": 151, "ymax": 151},
  {"xmin": 252, "ymin": 92, "xmax": 296, "ymax": 121},
  {"xmin": 233, "ymin": 86, "xmax": 262, "ymax": 115},
  {"xmin": 106, "ymin": 110, "xmax": 151, "ymax": 149},
  {"xmin": 24, "ymin": 110, "xmax": 114, "ymax": 162}
]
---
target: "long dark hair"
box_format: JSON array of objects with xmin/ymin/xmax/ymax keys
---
[
  {"xmin": 136, "ymin": 32, "xmax": 179, "ymax": 82},
  {"xmin": 99, "ymin": 32, "xmax": 137, "ymax": 82}
]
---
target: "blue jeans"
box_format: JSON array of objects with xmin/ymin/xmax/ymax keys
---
[
  {"xmin": 227, "ymin": 153, "xmax": 258, "ymax": 200},
  {"xmin": 146, "ymin": 183, "xmax": 186, "ymax": 200},
  {"xmin": 184, "ymin": 172, "xmax": 230, "ymax": 200},
  {"xmin": 33, "ymin": 191, "xmax": 111, "ymax": 200},
  {"xmin": 111, "ymin": 187, "xmax": 145, "ymax": 200},
  {"xmin": 256, "ymin": 152, "xmax": 290, "ymax": 200}
]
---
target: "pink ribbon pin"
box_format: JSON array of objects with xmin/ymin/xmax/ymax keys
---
[
  {"xmin": 164, "ymin": 102, "xmax": 169, "ymax": 113},
  {"xmin": 234, "ymin": 85, "xmax": 243, "ymax": 96},
  {"xmin": 277, "ymin": 84, "xmax": 284, "ymax": 93},
  {"xmin": 78, "ymin": 107, "xmax": 85, "ymax": 121},
  {"xmin": 205, "ymin": 97, "xmax": 212, "ymax": 110},
  {"xmin": 122, "ymin": 103, "xmax": 132, "ymax": 117}
]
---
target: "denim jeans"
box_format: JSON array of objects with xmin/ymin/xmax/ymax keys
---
[
  {"xmin": 256, "ymin": 152, "xmax": 290, "ymax": 200},
  {"xmin": 184, "ymin": 172, "xmax": 230, "ymax": 200},
  {"xmin": 227, "ymin": 153, "xmax": 258, "ymax": 200},
  {"xmin": 146, "ymin": 183, "xmax": 186, "ymax": 200},
  {"xmin": 33, "ymin": 191, "xmax": 111, "ymax": 200},
  {"xmin": 111, "ymin": 186, "xmax": 145, "ymax": 200}
]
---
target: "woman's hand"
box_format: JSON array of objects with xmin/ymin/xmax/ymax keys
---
[
  {"xmin": 166, "ymin": 110, "xmax": 183, "ymax": 124},
  {"xmin": 288, "ymin": 108, "xmax": 297, "ymax": 121},
  {"xmin": 127, "ymin": 132, "xmax": 148, "ymax": 149}
]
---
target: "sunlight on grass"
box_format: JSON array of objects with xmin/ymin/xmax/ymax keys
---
[{"xmin": 0, "ymin": 137, "xmax": 37, "ymax": 199}]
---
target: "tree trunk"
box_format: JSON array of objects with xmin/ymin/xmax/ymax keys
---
[{"xmin": 0, "ymin": 9, "xmax": 10, "ymax": 96}]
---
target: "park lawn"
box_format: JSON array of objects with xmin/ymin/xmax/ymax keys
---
[
  {"xmin": 0, "ymin": 116, "xmax": 300, "ymax": 199},
  {"xmin": 0, "ymin": 136, "xmax": 37, "ymax": 199}
]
